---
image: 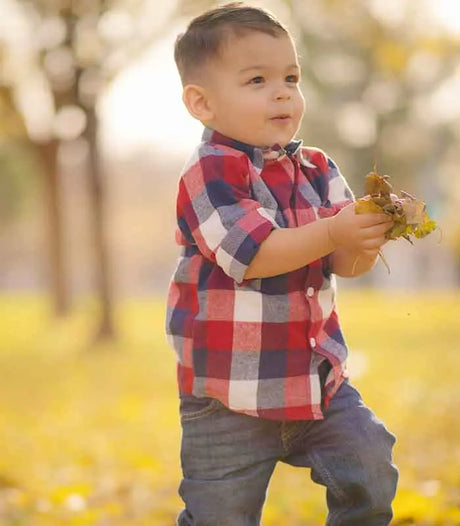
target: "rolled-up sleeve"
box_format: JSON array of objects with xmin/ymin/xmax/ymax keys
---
[{"xmin": 176, "ymin": 145, "xmax": 276, "ymax": 283}]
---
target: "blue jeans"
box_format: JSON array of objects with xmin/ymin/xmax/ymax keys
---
[{"xmin": 177, "ymin": 381, "xmax": 398, "ymax": 525}]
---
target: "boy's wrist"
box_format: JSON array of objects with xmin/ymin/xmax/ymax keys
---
[
  {"xmin": 332, "ymin": 245, "xmax": 378, "ymax": 277},
  {"xmin": 326, "ymin": 216, "xmax": 341, "ymax": 249}
]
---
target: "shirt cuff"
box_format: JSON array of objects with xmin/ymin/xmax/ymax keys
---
[
  {"xmin": 215, "ymin": 207, "xmax": 276, "ymax": 284},
  {"xmin": 317, "ymin": 200, "xmax": 353, "ymax": 219}
]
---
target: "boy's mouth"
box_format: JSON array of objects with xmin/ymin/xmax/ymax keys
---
[{"xmin": 270, "ymin": 114, "xmax": 291, "ymax": 120}]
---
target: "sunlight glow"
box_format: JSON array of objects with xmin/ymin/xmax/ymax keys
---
[
  {"xmin": 429, "ymin": 0, "xmax": 460, "ymax": 35},
  {"xmin": 100, "ymin": 31, "xmax": 202, "ymax": 156}
]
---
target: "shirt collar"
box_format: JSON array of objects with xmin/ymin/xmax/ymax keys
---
[{"xmin": 202, "ymin": 127, "xmax": 305, "ymax": 168}]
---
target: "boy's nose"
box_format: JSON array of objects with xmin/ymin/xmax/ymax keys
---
[
  {"xmin": 274, "ymin": 86, "xmax": 291, "ymax": 101},
  {"xmin": 276, "ymin": 92, "xmax": 290, "ymax": 101}
]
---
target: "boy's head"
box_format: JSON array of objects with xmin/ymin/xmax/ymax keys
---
[{"xmin": 174, "ymin": 2, "xmax": 305, "ymax": 148}]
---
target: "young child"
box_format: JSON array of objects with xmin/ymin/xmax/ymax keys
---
[{"xmin": 166, "ymin": 3, "xmax": 398, "ymax": 525}]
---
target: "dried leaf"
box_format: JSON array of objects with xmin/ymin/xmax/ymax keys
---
[
  {"xmin": 412, "ymin": 213, "xmax": 437, "ymax": 239},
  {"xmin": 401, "ymin": 199, "xmax": 426, "ymax": 225},
  {"xmin": 355, "ymin": 171, "xmax": 437, "ymax": 243}
]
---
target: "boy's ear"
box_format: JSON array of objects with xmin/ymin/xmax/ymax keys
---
[{"xmin": 182, "ymin": 84, "xmax": 214, "ymax": 122}]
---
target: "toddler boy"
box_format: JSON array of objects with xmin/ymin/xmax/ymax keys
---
[{"xmin": 166, "ymin": 3, "xmax": 398, "ymax": 525}]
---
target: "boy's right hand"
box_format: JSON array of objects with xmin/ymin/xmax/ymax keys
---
[{"xmin": 328, "ymin": 201, "xmax": 393, "ymax": 254}]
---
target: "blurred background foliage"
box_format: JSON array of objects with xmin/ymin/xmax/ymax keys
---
[{"xmin": 0, "ymin": 0, "xmax": 459, "ymax": 524}]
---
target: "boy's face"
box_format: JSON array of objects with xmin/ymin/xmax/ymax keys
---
[{"xmin": 201, "ymin": 31, "xmax": 305, "ymax": 148}]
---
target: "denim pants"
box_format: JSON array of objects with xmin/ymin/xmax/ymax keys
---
[{"xmin": 177, "ymin": 381, "xmax": 398, "ymax": 526}]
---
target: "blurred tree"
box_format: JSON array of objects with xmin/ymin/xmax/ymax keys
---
[
  {"xmin": 1, "ymin": 35, "xmax": 75, "ymax": 317},
  {"xmin": 1, "ymin": 0, "xmax": 182, "ymax": 341},
  {"xmin": 29, "ymin": 0, "xmax": 136, "ymax": 339}
]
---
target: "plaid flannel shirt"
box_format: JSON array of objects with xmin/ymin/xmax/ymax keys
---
[{"xmin": 166, "ymin": 127, "xmax": 354, "ymax": 420}]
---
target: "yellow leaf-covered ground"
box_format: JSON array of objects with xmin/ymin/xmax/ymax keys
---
[{"xmin": 0, "ymin": 292, "xmax": 459, "ymax": 525}]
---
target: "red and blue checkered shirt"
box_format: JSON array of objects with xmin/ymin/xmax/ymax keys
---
[{"xmin": 166, "ymin": 127, "xmax": 354, "ymax": 421}]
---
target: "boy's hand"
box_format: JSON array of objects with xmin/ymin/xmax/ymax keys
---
[{"xmin": 328, "ymin": 201, "xmax": 393, "ymax": 254}]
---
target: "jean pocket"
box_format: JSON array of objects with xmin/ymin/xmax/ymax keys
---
[{"xmin": 180, "ymin": 396, "xmax": 222, "ymax": 422}]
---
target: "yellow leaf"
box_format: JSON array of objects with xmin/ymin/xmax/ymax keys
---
[
  {"xmin": 413, "ymin": 214, "xmax": 437, "ymax": 238},
  {"xmin": 354, "ymin": 198, "xmax": 384, "ymax": 214}
]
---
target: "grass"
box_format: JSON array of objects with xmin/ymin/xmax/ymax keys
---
[{"xmin": 0, "ymin": 290, "xmax": 459, "ymax": 525}]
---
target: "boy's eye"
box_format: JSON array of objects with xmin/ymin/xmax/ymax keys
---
[
  {"xmin": 286, "ymin": 74, "xmax": 299, "ymax": 83},
  {"xmin": 249, "ymin": 76, "xmax": 264, "ymax": 84}
]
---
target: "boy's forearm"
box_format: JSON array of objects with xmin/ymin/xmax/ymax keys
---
[
  {"xmin": 244, "ymin": 217, "xmax": 337, "ymax": 279},
  {"xmin": 331, "ymin": 246, "xmax": 378, "ymax": 277}
]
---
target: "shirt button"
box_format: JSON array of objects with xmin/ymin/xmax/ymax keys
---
[
  {"xmin": 310, "ymin": 337, "xmax": 316, "ymax": 348},
  {"xmin": 307, "ymin": 287, "xmax": 314, "ymax": 297}
]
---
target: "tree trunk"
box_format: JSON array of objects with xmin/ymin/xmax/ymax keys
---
[
  {"xmin": 40, "ymin": 139, "xmax": 70, "ymax": 316},
  {"xmin": 85, "ymin": 106, "xmax": 115, "ymax": 342}
]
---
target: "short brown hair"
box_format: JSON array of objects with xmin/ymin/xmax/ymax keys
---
[{"xmin": 174, "ymin": 2, "xmax": 289, "ymax": 85}]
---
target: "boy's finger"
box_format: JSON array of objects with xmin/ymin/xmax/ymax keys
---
[
  {"xmin": 362, "ymin": 223, "xmax": 392, "ymax": 239},
  {"xmin": 362, "ymin": 236, "xmax": 387, "ymax": 250},
  {"xmin": 357, "ymin": 213, "xmax": 393, "ymax": 228}
]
